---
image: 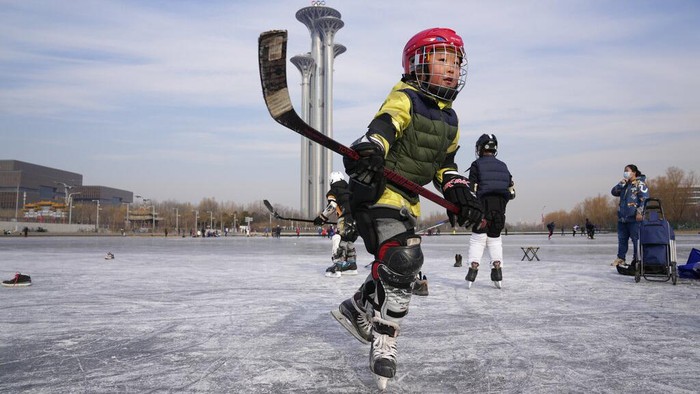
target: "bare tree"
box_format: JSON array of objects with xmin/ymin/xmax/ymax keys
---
[
  {"xmin": 646, "ymin": 167, "xmax": 698, "ymax": 224},
  {"xmin": 575, "ymin": 194, "xmax": 618, "ymax": 230}
]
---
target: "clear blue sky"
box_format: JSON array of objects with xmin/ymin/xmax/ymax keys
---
[{"xmin": 2, "ymin": 0, "xmax": 699, "ymax": 223}]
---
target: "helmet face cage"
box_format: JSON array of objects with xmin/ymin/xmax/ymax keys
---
[
  {"xmin": 409, "ymin": 44, "xmax": 467, "ymax": 102},
  {"xmin": 476, "ymin": 133, "xmax": 498, "ymax": 157}
]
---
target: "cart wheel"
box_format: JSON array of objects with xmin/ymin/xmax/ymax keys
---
[
  {"xmin": 634, "ymin": 260, "xmax": 641, "ymax": 283},
  {"xmin": 671, "ymin": 262, "xmax": 677, "ymax": 285}
]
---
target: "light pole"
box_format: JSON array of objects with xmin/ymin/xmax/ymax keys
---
[
  {"xmin": 193, "ymin": 210, "xmax": 199, "ymax": 235},
  {"xmin": 123, "ymin": 202, "xmax": 130, "ymax": 230},
  {"xmin": 14, "ymin": 171, "xmax": 21, "ymax": 227},
  {"xmin": 92, "ymin": 200, "xmax": 101, "ymax": 233},
  {"xmin": 55, "ymin": 182, "xmax": 70, "ymax": 200},
  {"xmin": 68, "ymin": 192, "xmax": 81, "ymax": 225},
  {"xmin": 541, "ymin": 205, "xmax": 546, "ymax": 227},
  {"xmin": 174, "ymin": 207, "xmax": 180, "ymax": 235}
]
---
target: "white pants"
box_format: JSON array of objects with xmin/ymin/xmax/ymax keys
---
[{"xmin": 467, "ymin": 233, "xmax": 503, "ymax": 267}]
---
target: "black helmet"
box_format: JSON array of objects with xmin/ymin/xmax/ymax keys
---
[{"xmin": 476, "ymin": 133, "xmax": 498, "ymax": 157}]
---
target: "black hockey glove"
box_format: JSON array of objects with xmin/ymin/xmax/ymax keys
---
[
  {"xmin": 343, "ymin": 141, "xmax": 385, "ymax": 186},
  {"xmin": 441, "ymin": 173, "xmax": 483, "ymax": 228},
  {"xmin": 340, "ymin": 217, "xmax": 358, "ymax": 242},
  {"xmin": 313, "ymin": 215, "xmax": 327, "ymax": 226}
]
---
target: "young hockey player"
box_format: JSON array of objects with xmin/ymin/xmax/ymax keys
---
[
  {"xmin": 463, "ymin": 133, "xmax": 515, "ymax": 289},
  {"xmin": 330, "ymin": 27, "xmax": 482, "ymax": 389},
  {"xmin": 313, "ymin": 171, "xmax": 358, "ymax": 277}
]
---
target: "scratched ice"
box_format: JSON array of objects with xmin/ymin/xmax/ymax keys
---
[{"xmin": 1, "ymin": 233, "xmax": 698, "ymax": 393}]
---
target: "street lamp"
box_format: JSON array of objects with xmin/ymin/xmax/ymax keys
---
[
  {"xmin": 207, "ymin": 210, "xmax": 213, "ymax": 230},
  {"xmin": 68, "ymin": 192, "xmax": 81, "ymax": 225},
  {"xmin": 55, "ymin": 181, "xmax": 72, "ymax": 205},
  {"xmin": 54, "ymin": 181, "xmax": 74, "ymax": 224},
  {"xmin": 541, "ymin": 205, "xmax": 546, "ymax": 227},
  {"xmin": 123, "ymin": 202, "xmax": 130, "ymax": 230},
  {"xmin": 92, "ymin": 200, "xmax": 101, "ymax": 233},
  {"xmin": 193, "ymin": 210, "xmax": 199, "ymax": 236},
  {"xmin": 173, "ymin": 207, "xmax": 180, "ymax": 235}
]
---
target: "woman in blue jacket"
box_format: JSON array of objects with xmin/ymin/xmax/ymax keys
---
[{"xmin": 610, "ymin": 164, "xmax": 649, "ymax": 266}]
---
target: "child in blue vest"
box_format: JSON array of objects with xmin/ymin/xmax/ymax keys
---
[{"xmin": 464, "ymin": 133, "xmax": 515, "ymax": 289}]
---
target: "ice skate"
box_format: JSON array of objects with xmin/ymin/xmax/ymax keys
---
[
  {"xmin": 324, "ymin": 264, "xmax": 341, "ymax": 278},
  {"xmin": 339, "ymin": 261, "xmax": 358, "ymax": 276},
  {"xmin": 465, "ymin": 262, "xmax": 479, "ymax": 289},
  {"xmin": 611, "ymin": 257, "xmax": 625, "ymax": 267},
  {"xmin": 330, "ymin": 296, "xmax": 372, "ymax": 344},
  {"xmin": 491, "ymin": 261, "xmax": 503, "ymax": 289},
  {"xmin": 411, "ymin": 273, "xmax": 429, "ymax": 296},
  {"xmin": 454, "ymin": 253, "xmax": 462, "ymax": 267},
  {"xmin": 104, "ymin": 252, "xmax": 114, "ymax": 260},
  {"xmin": 369, "ymin": 317, "xmax": 399, "ymax": 390}
]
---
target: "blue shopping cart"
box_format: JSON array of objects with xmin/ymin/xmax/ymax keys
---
[{"xmin": 635, "ymin": 198, "xmax": 678, "ymax": 284}]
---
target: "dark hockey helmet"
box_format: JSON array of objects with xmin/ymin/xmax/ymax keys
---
[
  {"xmin": 402, "ymin": 27, "xmax": 467, "ymax": 102},
  {"xmin": 476, "ymin": 133, "xmax": 498, "ymax": 157}
]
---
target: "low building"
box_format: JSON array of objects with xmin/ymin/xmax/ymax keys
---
[{"xmin": 0, "ymin": 159, "xmax": 132, "ymax": 214}]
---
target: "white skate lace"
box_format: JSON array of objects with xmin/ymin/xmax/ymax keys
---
[
  {"xmin": 358, "ymin": 313, "xmax": 372, "ymax": 336},
  {"xmin": 372, "ymin": 334, "xmax": 397, "ymax": 362}
]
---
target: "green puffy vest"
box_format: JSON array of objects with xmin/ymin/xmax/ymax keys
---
[{"xmin": 384, "ymin": 89, "xmax": 459, "ymax": 204}]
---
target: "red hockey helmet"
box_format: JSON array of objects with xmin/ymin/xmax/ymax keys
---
[
  {"xmin": 402, "ymin": 28, "xmax": 465, "ymax": 75},
  {"xmin": 402, "ymin": 28, "xmax": 467, "ymax": 101}
]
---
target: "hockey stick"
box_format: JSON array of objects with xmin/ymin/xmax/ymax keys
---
[
  {"xmin": 258, "ymin": 30, "xmax": 459, "ymax": 215},
  {"xmin": 416, "ymin": 219, "xmax": 450, "ymax": 234},
  {"xmin": 263, "ymin": 199, "xmax": 336, "ymax": 225}
]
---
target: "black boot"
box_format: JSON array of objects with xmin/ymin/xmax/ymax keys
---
[{"xmin": 454, "ymin": 253, "xmax": 463, "ymax": 267}]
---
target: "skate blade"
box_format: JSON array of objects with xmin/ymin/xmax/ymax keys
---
[
  {"xmin": 340, "ymin": 270, "xmax": 358, "ymax": 275},
  {"xmin": 330, "ymin": 310, "xmax": 370, "ymax": 345},
  {"xmin": 374, "ymin": 375, "xmax": 389, "ymax": 390},
  {"xmin": 493, "ymin": 281, "xmax": 502, "ymax": 289},
  {"xmin": 324, "ymin": 272, "xmax": 341, "ymax": 278}
]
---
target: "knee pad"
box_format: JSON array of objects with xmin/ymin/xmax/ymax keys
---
[
  {"xmin": 370, "ymin": 237, "xmax": 423, "ymax": 324},
  {"xmin": 373, "ymin": 237, "xmax": 423, "ymax": 288}
]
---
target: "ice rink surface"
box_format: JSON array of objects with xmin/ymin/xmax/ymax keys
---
[{"xmin": 1, "ymin": 233, "xmax": 699, "ymax": 393}]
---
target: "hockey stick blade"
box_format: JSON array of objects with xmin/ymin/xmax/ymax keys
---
[
  {"xmin": 417, "ymin": 219, "xmax": 450, "ymax": 234},
  {"xmin": 263, "ymin": 199, "xmax": 336, "ymax": 224},
  {"xmin": 263, "ymin": 199, "xmax": 281, "ymax": 218},
  {"xmin": 258, "ymin": 30, "xmax": 460, "ymax": 215}
]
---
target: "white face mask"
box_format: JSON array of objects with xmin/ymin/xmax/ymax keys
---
[{"xmin": 623, "ymin": 171, "xmax": 632, "ymax": 179}]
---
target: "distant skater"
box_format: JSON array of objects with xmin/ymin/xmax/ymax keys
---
[
  {"xmin": 314, "ymin": 171, "xmax": 358, "ymax": 278},
  {"xmin": 462, "ymin": 133, "xmax": 515, "ymax": 289}
]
